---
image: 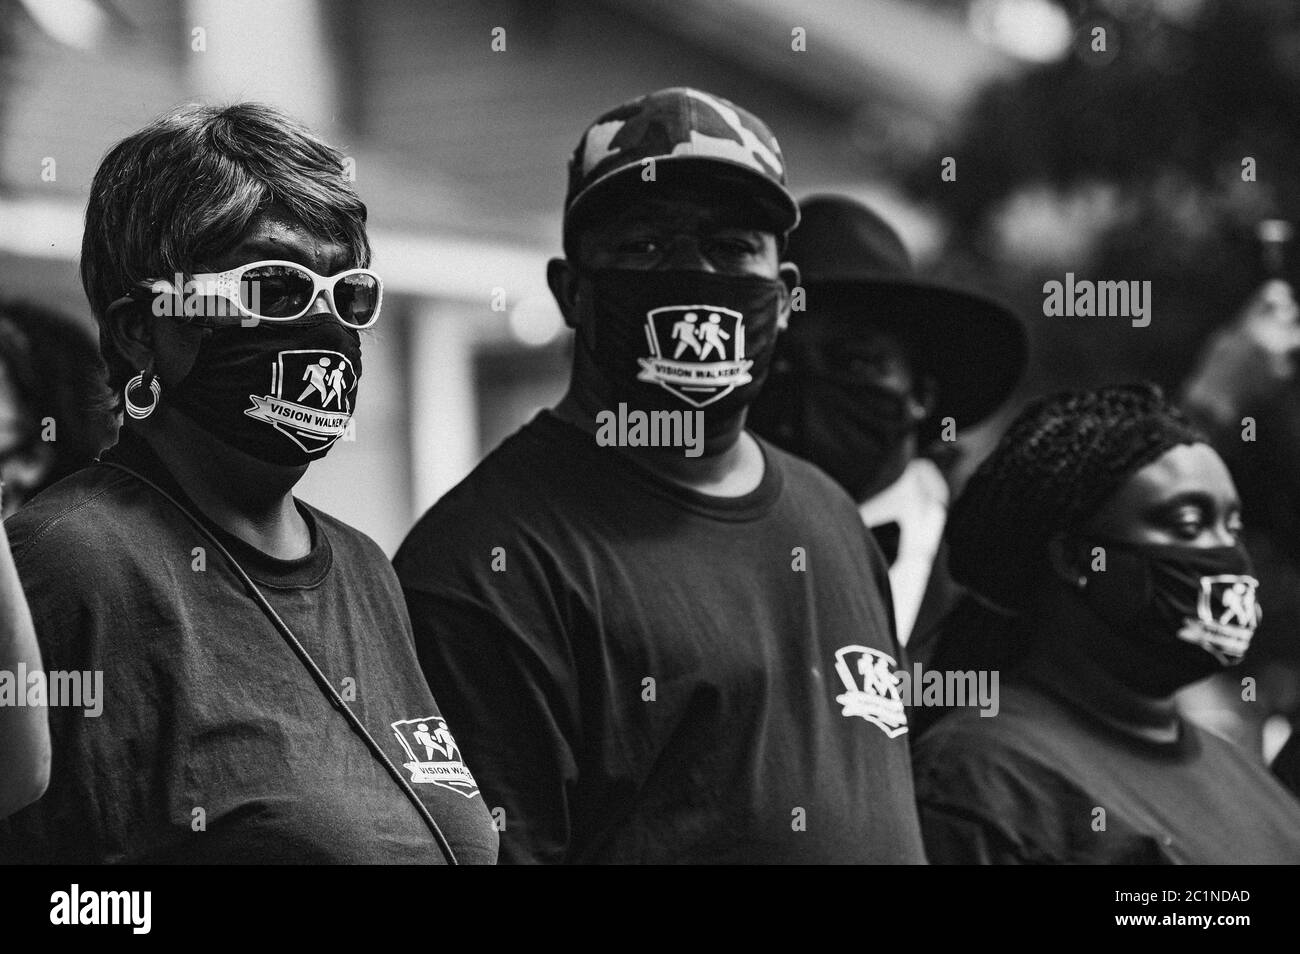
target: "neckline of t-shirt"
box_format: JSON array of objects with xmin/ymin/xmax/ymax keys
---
[
  {"xmin": 1017, "ymin": 657, "xmax": 1201, "ymax": 759},
  {"xmin": 99, "ymin": 431, "xmax": 334, "ymax": 589},
  {"xmin": 529, "ymin": 410, "xmax": 784, "ymax": 521}
]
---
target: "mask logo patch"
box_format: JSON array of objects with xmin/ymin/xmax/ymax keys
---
[
  {"xmin": 637, "ymin": 304, "xmax": 753, "ymax": 407},
  {"xmin": 245, "ymin": 349, "xmax": 355, "ymax": 454},
  {"xmin": 390, "ymin": 716, "xmax": 480, "ymax": 798},
  {"xmin": 832, "ymin": 645, "xmax": 908, "ymax": 738},
  {"xmin": 1179, "ymin": 574, "xmax": 1261, "ymax": 664}
]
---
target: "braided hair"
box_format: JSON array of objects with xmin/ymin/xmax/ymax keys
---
[{"xmin": 946, "ymin": 383, "xmax": 1206, "ymax": 614}]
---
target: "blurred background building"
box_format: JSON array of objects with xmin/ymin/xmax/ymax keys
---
[{"xmin": 0, "ymin": 0, "xmax": 1035, "ymax": 551}]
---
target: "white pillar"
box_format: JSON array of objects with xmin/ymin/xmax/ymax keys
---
[
  {"xmin": 184, "ymin": 0, "xmax": 339, "ymax": 136},
  {"xmin": 408, "ymin": 300, "xmax": 479, "ymax": 518}
]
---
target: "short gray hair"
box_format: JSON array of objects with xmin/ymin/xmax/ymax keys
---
[{"xmin": 80, "ymin": 102, "xmax": 370, "ymax": 395}]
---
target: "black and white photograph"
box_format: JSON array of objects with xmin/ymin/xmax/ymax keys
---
[{"xmin": 0, "ymin": 0, "xmax": 1297, "ymax": 933}]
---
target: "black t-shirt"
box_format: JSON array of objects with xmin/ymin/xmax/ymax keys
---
[
  {"xmin": 394, "ymin": 411, "xmax": 926, "ymax": 864},
  {"xmin": 0, "ymin": 432, "xmax": 498, "ymax": 864},
  {"xmin": 914, "ymin": 665, "xmax": 1300, "ymax": 864}
]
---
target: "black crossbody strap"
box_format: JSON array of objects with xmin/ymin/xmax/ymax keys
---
[{"xmin": 99, "ymin": 461, "xmax": 459, "ymax": 865}]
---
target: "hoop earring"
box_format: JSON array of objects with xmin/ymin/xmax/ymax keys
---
[{"xmin": 124, "ymin": 370, "xmax": 161, "ymax": 420}]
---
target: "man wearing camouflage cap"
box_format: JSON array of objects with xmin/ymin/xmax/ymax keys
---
[{"xmin": 395, "ymin": 88, "xmax": 926, "ymax": 864}]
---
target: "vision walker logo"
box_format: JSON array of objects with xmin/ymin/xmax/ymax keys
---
[
  {"xmin": 833, "ymin": 646, "xmax": 1002, "ymax": 734},
  {"xmin": 1179, "ymin": 573, "xmax": 1261, "ymax": 665},
  {"xmin": 246, "ymin": 349, "xmax": 354, "ymax": 454},
  {"xmin": 390, "ymin": 716, "xmax": 480, "ymax": 798},
  {"xmin": 637, "ymin": 304, "xmax": 753, "ymax": 407},
  {"xmin": 833, "ymin": 645, "xmax": 908, "ymax": 738}
]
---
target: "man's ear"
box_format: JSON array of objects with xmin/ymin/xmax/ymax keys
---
[
  {"xmin": 547, "ymin": 258, "xmax": 582, "ymax": 329},
  {"xmin": 1046, "ymin": 532, "xmax": 1088, "ymax": 589},
  {"xmin": 776, "ymin": 262, "xmax": 800, "ymax": 333}
]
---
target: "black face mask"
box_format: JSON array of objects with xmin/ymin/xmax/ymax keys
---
[
  {"xmin": 747, "ymin": 333, "xmax": 916, "ymax": 501},
  {"xmin": 1076, "ymin": 537, "xmax": 1261, "ymax": 696},
  {"xmin": 572, "ymin": 267, "xmax": 787, "ymax": 447},
  {"xmin": 165, "ymin": 317, "xmax": 363, "ymax": 467}
]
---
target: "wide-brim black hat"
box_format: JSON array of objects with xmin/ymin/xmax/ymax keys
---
[{"xmin": 786, "ymin": 194, "xmax": 1026, "ymax": 428}]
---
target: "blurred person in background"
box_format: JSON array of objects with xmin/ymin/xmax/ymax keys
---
[
  {"xmin": 914, "ymin": 384, "xmax": 1300, "ymax": 863},
  {"xmin": 0, "ymin": 103, "xmax": 497, "ymax": 864},
  {"xmin": 1179, "ymin": 278, "xmax": 1300, "ymax": 757},
  {"xmin": 897, "ymin": 0, "xmax": 1300, "ymax": 760},
  {"xmin": 395, "ymin": 88, "xmax": 926, "ymax": 864},
  {"xmin": 0, "ymin": 300, "xmax": 111, "ymax": 818},
  {"xmin": 748, "ymin": 195, "xmax": 1025, "ymax": 667},
  {"xmin": 0, "ymin": 299, "xmax": 116, "ymax": 517},
  {"xmin": 0, "ymin": 485, "xmax": 49, "ymax": 819}
]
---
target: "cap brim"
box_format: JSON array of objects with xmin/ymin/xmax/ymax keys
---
[
  {"xmin": 565, "ymin": 155, "xmax": 800, "ymax": 240},
  {"xmin": 800, "ymin": 277, "xmax": 1028, "ymax": 428}
]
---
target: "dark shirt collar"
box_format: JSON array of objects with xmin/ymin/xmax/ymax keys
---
[
  {"xmin": 532, "ymin": 410, "xmax": 784, "ymax": 522},
  {"xmin": 99, "ymin": 427, "xmax": 332, "ymax": 588},
  {"xmin": 1019, "ymin": 633, "xmax": 1193, "ymax": 752}
]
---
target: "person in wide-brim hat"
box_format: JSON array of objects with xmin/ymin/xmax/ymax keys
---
[{"xmin": 748, "ymin": 194, "xmax": 1027, "ymax": 661}]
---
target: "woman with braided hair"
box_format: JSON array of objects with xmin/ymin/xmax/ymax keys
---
[{"xmin": 913, "ymin": 383, "xmax": 1300, "ymax": 864}]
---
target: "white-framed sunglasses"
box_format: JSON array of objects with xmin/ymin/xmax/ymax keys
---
[
  {"xmin": 191, "ymin": 260, "xmax": 383, "ymax": 329},
  {"xmin": 117, "ymin": 260, "xmax": 384, "ymax": 329}
]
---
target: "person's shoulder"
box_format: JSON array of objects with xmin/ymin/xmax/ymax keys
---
[
  {"xmin": 754, "ymin": 433, "xmax": 854, "ymax": 503},
  {"xmin": 301, "ymin": 501, "xmax": 390, "ymax": 565},
  {"xmin": 306, "ymin": 497, "xmax": 409, "ymax": 569},
  {"xmin": 433, "ymin": 418, "xmax": 565, "ymax": 518},
  {"xmin": 752, "ymin": 434, "xmax": 885, "ymax": 566},
  {"xmin": 394, "ymin": 421, "xmax": 559, "ymax": 579},
  {"xmin": 913, "ymin": 681, "xmax": 1063, "ymax": 767},
  {"xmin": 5, "ymin": 463, "xmax": 143, "ymax": 565}
]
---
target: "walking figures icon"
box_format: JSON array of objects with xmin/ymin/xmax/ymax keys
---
[
  {"xmin": 244, "ymin": 349, "xmax": 357, "ymax": 454},
  {"xmin": 390, "ymin": 716, "xmax": 480, "ymax": 798},
  {"xmin": 1179, "ymin": 573, "xmax": 1262, "ymax": 665},
  {"xmin": 639, "ymin": 304, "xmax": 752, "ymax": 407}
]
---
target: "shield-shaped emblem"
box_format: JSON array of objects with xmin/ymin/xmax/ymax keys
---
[
  {"xmin": 1178, "ymin": 573, "xmax": 1262, "ymax": 664},
  {"xmin": 390, "ymin": 716, "xmax": 480, "ymax": 798},
  {"xmin": 832, "ymin": 645, "xmax": 908, "ymax": 738},
  {"xmin": 636, "ymin": 304, "xmax": 753, "ymax": 407},
  {"xmin": 244, "ymin": 349, "xmax": 355, "ymax": 454}
]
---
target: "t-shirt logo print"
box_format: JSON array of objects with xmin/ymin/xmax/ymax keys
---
[
  {"xmin": 638, "ymin": 305, "xmax": 753, "ymax": 407},
  {"xmin": 390, "ymin": 716, "xmax": 480, "ymax": 798},
  {"xmin": 833, "ymin": 645, "xmax": 908, "ymax": 738},
  {"xmin": 245, "ymin": 349, "xmax": 354, "ymax": 454},
  {"xmin": 1179, "ymin": 573, "xmax": 1262, "ymax": 664}
]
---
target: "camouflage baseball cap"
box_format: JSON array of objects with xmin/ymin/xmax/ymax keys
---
[{"xmin": 563, "ymin": 87, "xmax": 799, "ymax": 245}]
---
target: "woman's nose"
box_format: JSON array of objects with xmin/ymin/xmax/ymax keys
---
[{"xmin": 306, "ymin": 289, "xmax": 334, "ymax": 318}]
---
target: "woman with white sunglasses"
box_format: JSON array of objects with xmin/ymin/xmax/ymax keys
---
[{"xmin": 0, "ymin": 103, "xmax": 497, "ymax": 865}]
